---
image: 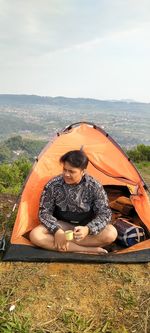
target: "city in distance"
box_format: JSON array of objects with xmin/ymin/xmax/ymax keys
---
[{"xmin": 0, "ymin": 94, "xmax": 150, "ymax": 148}]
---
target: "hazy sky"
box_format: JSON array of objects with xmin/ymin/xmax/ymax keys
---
[{"xmin": 0, "ymin": 0, "xmax": 150, "ymax": 102}]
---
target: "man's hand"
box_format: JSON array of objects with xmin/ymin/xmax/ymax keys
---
[
  {"xmin": 54, "ymin": 229, "xmax": 68, "ymax": 251},
  {"xmin": 73, "ymin": 226, "xmax": 89, "ymax": 241}
]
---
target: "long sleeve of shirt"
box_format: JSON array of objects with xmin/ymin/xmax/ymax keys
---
[
  {"xmin": 39, "ymin": 174, "xmax": 112, "ymax": 235},
  {"xmin": 39, "ymin": 180, "xmax": 61, "ymax": 234},
  {"xmin": 86, "ymin": 183, "xmax": 112, "ymax": 235}
]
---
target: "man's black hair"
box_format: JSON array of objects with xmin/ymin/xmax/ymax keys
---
[{"xmin": 59, "ymin": 150, "xmax": 88, "ymax": 170}]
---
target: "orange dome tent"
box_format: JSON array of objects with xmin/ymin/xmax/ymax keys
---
[{"xmin": 3, "ymin": 122, "xmax": 150, "ymax": 263}]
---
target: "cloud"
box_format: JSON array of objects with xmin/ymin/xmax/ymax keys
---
[
  {"xmin": 0, "ymin": 0, "xmax": 150, "ymax": 101},
  {"xmin": 1, "ymin": 0, "xmax": 150, "ymax": 57}
]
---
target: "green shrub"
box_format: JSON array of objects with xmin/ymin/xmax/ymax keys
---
[
  {"xmin": 0, "ymin": 158, "xmax": 32, "ymax": 194},
  {"xmin": 126, "ymin": 144, "xmax": 150, "ymax": 162}
]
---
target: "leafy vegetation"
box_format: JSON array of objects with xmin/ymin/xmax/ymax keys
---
[
  {"xmin": 0, "ymin": 143, "xmax": 12, "ymax": 163},
  {"xmin": 0, "ymin": 136, "xmax": 47, "ymax": 163},
  {"xmin": 125, "ymin": 144, "xmax": 150, "ymax": 162},
  {"xmin": 0, "ymin": 158, "xmax": 32, "ymax": 194}
]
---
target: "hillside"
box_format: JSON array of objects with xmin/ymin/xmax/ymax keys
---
[{"xmin": 0, "ymin": 94, "xmax": 150, "ymax": 147}]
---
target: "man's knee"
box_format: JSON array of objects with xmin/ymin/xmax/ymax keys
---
[
  {"xmin": 29, "ymin": 225, "xmax": 55, "ymax": 250},
  {"xmin": 29, "ymin": 227, "xmax": 40, "ymax": 244},
  {"xmin": 100, "ymin": 224, "xmax": 118, "ymax": 244},
  {"xmin": 106, "ymin": 224, "xmax": 118, "ymax": 243},
  {"xmin": 29, "ymin": 225, "xmax": 48, "ymax": 244}
]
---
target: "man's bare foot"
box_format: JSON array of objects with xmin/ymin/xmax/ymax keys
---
[
  {"xmin": 75, "ymin": 247, "xmax": 108, "ymax": 255},
  {"xmin": 97, "ymin": 247, "xmax": 108, "ymax": 254}
]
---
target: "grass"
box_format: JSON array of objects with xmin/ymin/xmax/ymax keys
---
[
  {"xmin": 0, "ymin": 287, "xmax": 31, "ymax": 333},
  {"xmin": 115, "ymin": 287, "xmax": 137, "ymax": 309},
  {"xmin": 0, "ymin": 262, "xmax": 150, "ymax": 332}
]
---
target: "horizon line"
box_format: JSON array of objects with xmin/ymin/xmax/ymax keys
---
[{"xmin": 0, "ymin": 93, "xmax": 149, "ymax": 104}]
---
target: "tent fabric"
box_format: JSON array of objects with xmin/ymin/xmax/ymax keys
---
[{"xmin": 3, "ymin": 122, "xmax": 150, "ymax": 262}]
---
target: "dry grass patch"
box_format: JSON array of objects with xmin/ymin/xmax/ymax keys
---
[{"xmin": 0, "ymin": 262, "xmax": 150, "ymax": 332}]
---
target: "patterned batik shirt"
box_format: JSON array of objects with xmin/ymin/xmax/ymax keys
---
[{"xmin": 39, "ymin": 174, "xmax": 112, "ymax": 235}]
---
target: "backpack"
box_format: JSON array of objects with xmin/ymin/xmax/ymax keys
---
[{"xmin": 114, "ymin": 218, "xmax": 146, "ymax": 247}]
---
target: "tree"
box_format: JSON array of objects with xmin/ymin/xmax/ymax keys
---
[
  {"xmin": 0, "ymin": 144, "xmax": 11, "ymax": 163},
  {"xmin": 5, "ymin": 136, "xmax": 23, "ymax": 150}
]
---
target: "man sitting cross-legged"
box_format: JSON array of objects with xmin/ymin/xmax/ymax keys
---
[{"xmin": 30, "ymin": 150, "xmax": 117, "ymax": 255}]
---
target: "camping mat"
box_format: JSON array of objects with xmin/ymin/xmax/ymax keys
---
[{"xmin": 2, "ymin": 244, "xmax": 150, "ymax": 263}]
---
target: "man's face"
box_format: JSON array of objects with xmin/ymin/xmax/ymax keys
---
[{"xmin": 62, "ymin": 161, "xmax": 84, "ymax": 185}]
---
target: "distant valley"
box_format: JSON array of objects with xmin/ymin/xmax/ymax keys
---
[{"xmin": 0, "ymin": 94, "xmax": 150, "ymax": 147}]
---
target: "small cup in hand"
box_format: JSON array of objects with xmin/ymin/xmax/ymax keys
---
[{"xmin": 65, "ymin": 230, "xmax": 73, "ymax": 241}]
